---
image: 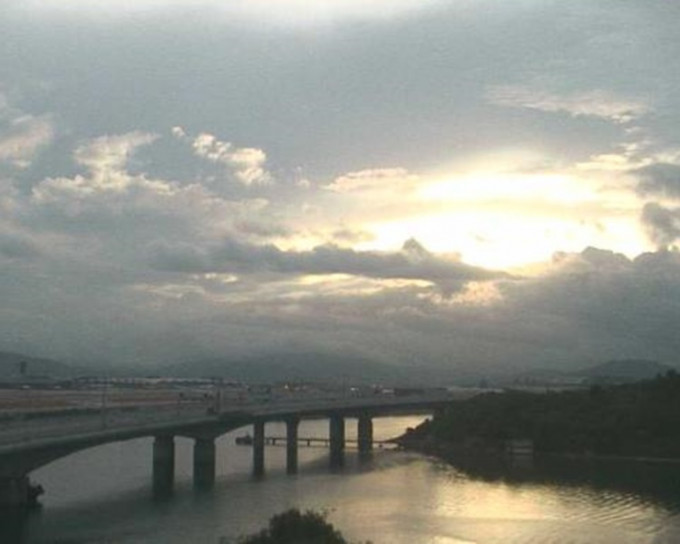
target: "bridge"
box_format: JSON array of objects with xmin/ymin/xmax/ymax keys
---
[{"xmin": 0, "ymin": 392, "xmax": 461, "ymax": 509}]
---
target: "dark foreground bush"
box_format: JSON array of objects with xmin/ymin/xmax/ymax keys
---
[{"xmin": 235, "ymin": 508, "xmax": 370, "ymax": 544}]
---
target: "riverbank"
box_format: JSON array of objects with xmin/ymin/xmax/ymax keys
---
[
  {"xmin": 397, "ymin": 432, "xmax": 680, "ymax": 467},
  {"xmin": 402, "ymin": 372, "xmax": 680, "ymax": 465}
]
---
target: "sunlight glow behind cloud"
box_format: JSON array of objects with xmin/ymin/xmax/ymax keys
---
[
  {"xmin": 420, "ymin": 173, "xmax": 596, "ymax": 204},
  {"xmin": 357, "ymin": 172, "xmax": 649, "ymax": 270}
]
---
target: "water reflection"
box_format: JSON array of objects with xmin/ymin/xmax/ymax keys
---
[
  {"xmin": 426, "ymin": 453, "xmax": 680, "ymax": 544},
  {"xmin": 2, "ymin": 417, "xmax": 680, "ymax": 544},
  {"xmin": 436, "ymin": 452, "xmax": 680, "ymax": 512}
]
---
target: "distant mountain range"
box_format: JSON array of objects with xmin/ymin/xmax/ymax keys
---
[
  {"xmin": 575, "ymin": 359, "xmax": 676, "ymax": 382},
  {"xmin": 1, "ymin": 349, "xmax": 676, "ymax": 387},
  {"xmin": 511, "ymin": 359, "xmax": 677, "ymax": 387},
  {"xmin": 0, "ymin": 349, "xmax": 450, "ymax": 386},
  {"xmin": 162, "ymin": 352, "xmax": 449, "ymax": 386}
]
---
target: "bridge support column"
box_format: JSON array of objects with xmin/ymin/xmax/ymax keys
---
[
  {"xmin": 358, "ymin": 414, "xmax": 373, "ymax": 455},
  {"xmin": 193, "ymin": 437, "xmax": 216, "ymax": 490},
  {"xmin": 286, "ymin": 417, "xmax": 300, "ymax": 474},
  {"xmin": 153, "ymin": 435, "xmax": 175, "ymax": 497},
  {"xmin": 0, "ymin": 475, "xmax": 30, "ymax": 508},
  {"xmin": 329, "ymin": 415, "xmax": 345, "ymax": 468},
  {"xmin": 253, "ymin": 420, "xmax": 265, "ymax": 477}
]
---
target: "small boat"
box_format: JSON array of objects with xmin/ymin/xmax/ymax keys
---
[{"xmin": 235, "ymin": 434, "xmax": 253, "ymax": 446}]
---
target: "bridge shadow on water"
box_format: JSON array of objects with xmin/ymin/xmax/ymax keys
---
[
  {"xmin": 0, "ymin": 483, "xmax": 159, "ymax": 544},
  {"xmin": 0, "ymin": 448, "xmax": 401, "ymax": 544}
]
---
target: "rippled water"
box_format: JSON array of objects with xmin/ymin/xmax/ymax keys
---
[{"xmin": 4, "ymin": 416, "xmax": 680, "ymax": 544}]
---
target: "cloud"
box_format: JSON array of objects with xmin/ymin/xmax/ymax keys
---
[
  {"xmin": 490, "ymin": 246, "xmax": 680, "ymax": 367},
  {"xmin": 74, "ymin": 131, "xmax": 158, "ymax": 178},
  {"xmin": 150, "ymin": 236, "xmax": 503, "ymax": 289},
  {"xmin": 3, "ymin": 1, "xmax": 680, "ymax": 372},
  {"xmin": 25, "ymin": 131, "xmax": 270, "ymax": 256},
  {"xmin": 330, "ymin": 227, "xmax": 373, "ymax": 245},
  {"xmin": 173, "ymin": 127, "xmax": 271, "ymax": 186},
  {"xmin": 0, "ymin": 232, "xmax": 40, "ymax": 260},
  {"xmin": 641, "ymin": 202, "xmax": 680, "ymax": 247},
  {"xmin": 633, "ymin": 162, "xmax": 680, "ymax": 200},
  {"xmin": 18, "ymin": 0, "xmax": 446, "ymax": 25},
  {"xmin": 0, "ymin": 113, "xmax": 54, "ymax": 169},
  {"xmin": 235, "ymin": 220, "xmax": 292, "ymax": 239},
  {"xmin": 487, "ymin": 85, "xmax": 649, "ymax": 124},
  {"xmin": 31, "ymin": 131, "xmax": 173, "ymax": 208},
  {"xmin": 326, "ymin": 168, "xmax": 418, "ymax": 194}
]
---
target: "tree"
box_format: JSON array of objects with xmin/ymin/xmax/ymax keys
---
[{"xmin": 236, "ymin": 509, "xmax": 369, "ymax": 544}]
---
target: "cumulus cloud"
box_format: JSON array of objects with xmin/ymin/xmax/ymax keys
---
[
  {"xmin": 0, "ymin": 113, "xmax": 54, "ymax": 169},
  {"xmin": 173, "ymin": 127, "xmax": 271, "ymax": 186},
  {"xmin": 487, "ymin": 85, "xmax": 649, "ymax": 124},
  {"xmin": 74, "ymin": 131, "xmax": 158, "ymax": 177},
  {"xmin": 24, "ymin": 131, "xmax": 272, "ymax": 263},
  {"xmin": 31, "ymin": 131, "xmax": 172, "ymax": 208}
]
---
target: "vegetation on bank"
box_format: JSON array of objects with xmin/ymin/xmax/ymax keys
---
[
  {"xmin": 232, "ymin": 509, "xmax": 371, "ymax": 544},
  {"xmin": 412, "ymin": 371, "xmax": 680, "ymax": 458}
]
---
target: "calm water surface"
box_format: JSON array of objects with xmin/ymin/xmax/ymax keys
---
[{"xmin": 4, "ymin": 416, "xmax": 680, "ymax": 544}]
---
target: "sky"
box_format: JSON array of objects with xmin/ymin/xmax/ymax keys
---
[{"xmin": 1, "ymin": 0, "xmax": 680, "ymax": 375}]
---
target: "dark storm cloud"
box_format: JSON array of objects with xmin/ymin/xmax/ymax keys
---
[
  {"xmin": 143, "ymin": 246, "xmax": 680, "ymax": 371},
  {"xmin": 641, "ymin": 202, "xmax": 680, "ymax": 247},
  {"xmin": 150, "ymin": 236, "xmax": 503, "ymax": 286},
  {"xmin": 481, "ymin": 247, "xmax": 680, "ymax": 368},
  {"xmin": 633, "ymin": 163, "xmax": 680, "ymax": 199}
]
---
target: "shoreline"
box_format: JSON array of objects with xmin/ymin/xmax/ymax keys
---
[{"xmin": 398, "ymin": 436, "xmax": 680, "ymax": 466}]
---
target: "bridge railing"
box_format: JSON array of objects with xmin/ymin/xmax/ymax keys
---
[{"xmin": 0, "ymin": 391, "xmax": 461, "ymax": 450}]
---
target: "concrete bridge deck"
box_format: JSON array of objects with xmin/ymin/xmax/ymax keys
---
[{"xmin": 0, "ymin": 391, "xmax": 466, "ymax": 508}]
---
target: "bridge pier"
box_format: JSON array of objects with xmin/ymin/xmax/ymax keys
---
[
  {"xmin": 193, "ymin": 437, "xmax": 216, "ymax": 490},
  {"xmin": 358, "ymin": 414, "xmax": 373, "ymax": 455},
  {"xmin": 152, "ymin": 435, "xmax": 175, "ymax": 497},
  {"xmin": 253, "ymin": 420, "xmax": 265, "ymax": 477},
  {"xmin": 329, "ymin": 415, "xmax": 345, "ymax": 468},
  {"xmin": 286, "ymin": 417, "xmax": 300, "ymax": 474}
]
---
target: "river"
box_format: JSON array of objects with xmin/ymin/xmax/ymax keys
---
[{"xmin": 3, "ymin": 415, "xmax": 680, "ymax": 544}]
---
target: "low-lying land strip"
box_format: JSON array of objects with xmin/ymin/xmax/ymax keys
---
[{"xmin": 401, "ymin": 371, "xmax": 680, "ymax": 461}]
